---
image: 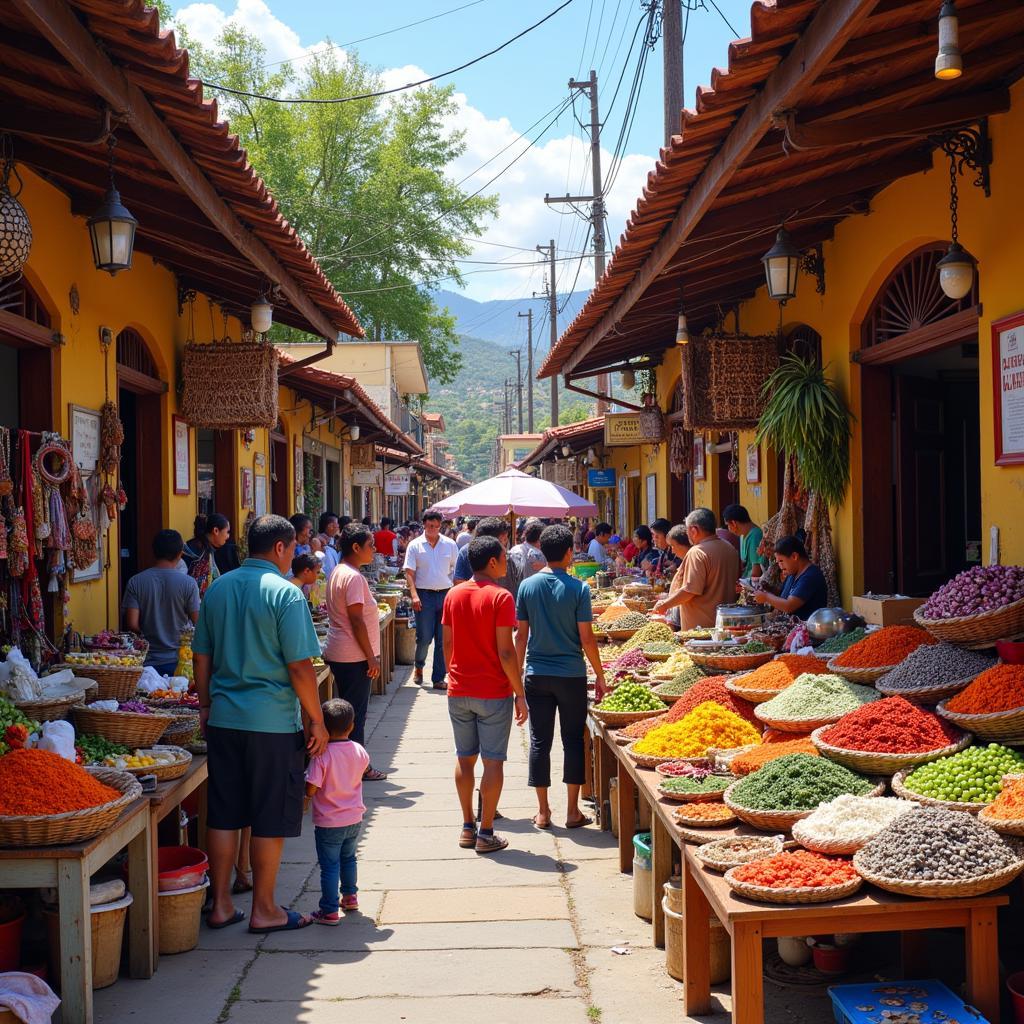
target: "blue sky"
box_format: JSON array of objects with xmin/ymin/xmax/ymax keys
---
[{"xmin": 172, "ymin": 0, "xmax": 753, "ymax": 302}]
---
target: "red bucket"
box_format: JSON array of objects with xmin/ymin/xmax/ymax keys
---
[
  {"xmin": 1007, "ymin": 971, "xmax": 1024, "ymax": 1023},
  {"xmin": 811, "ymin": 944, "xmax": 850, "ymax": 976},
  {"xmin": 158, "ymin": 846, "xmax": 209, "ymax": 892},
  {"xmin": 0, "ymin": 911, "xmax": 25, "ymax": 972}
]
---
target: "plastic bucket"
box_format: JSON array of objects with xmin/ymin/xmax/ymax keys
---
[
  {"xmin": 158, "ymin": 846, "xmax": 209, "ymax": 892},
  {"xmin": 812, "ymin": 944, "xmax": 850, "ymax": 976},
  {"xmin": 395, "ymin": 621, "xmax": 418, "ymax": 665},
  {"xmin": 0, "ymin": 912, "xmax": 25, "ymax": 972},
  {"xmin": 158, "ymin": 880, "xmax": 208, "ymax": 955},
  {"xmin": 1007, "ymin": 971, "xmax": 1024, "ymax": 1023},
  {"xmin": 45, "ymin": 894, "xmax": 132, "ymax": 991}
]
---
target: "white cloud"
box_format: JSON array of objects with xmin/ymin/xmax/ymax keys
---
[{"xmin": 174, "ymin": 2, "xmax": 656, "ymax": 302}]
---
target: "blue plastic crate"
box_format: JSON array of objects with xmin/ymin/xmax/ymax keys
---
[{"xmin": 828, "ymin": 979, "xmax": 988, "ymax": 1024}]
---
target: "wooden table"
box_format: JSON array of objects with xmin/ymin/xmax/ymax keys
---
[
  {"xmin": 0, "ymin": 800, "xmax": 154, "ymax": 1024},
  {"xmin": 590, "ymin": 717, "xmax": 1009, "ymax": 1024},
  {"xmin": 376, "ymin": 610, "xmax": 395, "ymax": 695},
  {"xmin": 316, "ymin": 663, "xmax": 333, "ymax": 703},
  {"xmin": 147, "ymin": 756, "xmax": 208, "ymax": 962}
]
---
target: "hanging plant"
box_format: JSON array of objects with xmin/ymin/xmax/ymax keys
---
[{"xmin": 756, "ymin": 354, "xmax": 853, "ymax": 507}]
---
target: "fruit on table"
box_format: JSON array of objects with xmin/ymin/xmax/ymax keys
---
[
  {"xmin": 0, "ymin": 697, "xmax": 39, "ymax": 756},
  {"xmin": 902, "ymin": 743, "xmax": 1024, "ymax": 804},
  {"xmin": 66, "ymin": 652, "xmax": 142, "ymax": 667},
  {"xmin": 102, "ymin": 748, "xmax": 179, "ymax": 770},
  {"xmin": 595, "ymin": 682, "xmax": 664, "ymax": 713}
]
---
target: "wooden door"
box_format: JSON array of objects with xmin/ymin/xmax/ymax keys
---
[
  {"xmin": 213, "ymin": 430, "xmax": 238, "ymax": 523},
  {"xmin": 716, "ymin": 450, "xmax": 738, "ymax": 520},
  {"xmin": 270, "ymin": 434, "xmax": 289, "ymax": 515},
  {"xmin": 896, "ymin": 376, "xmax": 948, "ymax": 596}
]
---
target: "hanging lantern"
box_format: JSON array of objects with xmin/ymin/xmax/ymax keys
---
[
  {"xmin": 675, "ymin": 310, "xmax": 689, "ymax": 345},
  {"xmin": 936, "ymin": 146, "xmax": 976, "ymax": 300},
  {"xmin": 561, "ymin": 443, "xmax": 571, "ymax": 457},
  {"xmin": 0, "ymin": 138, "xmax": 32, "ymax": 276},
  {"xmin": 621, "ymin": 368, "xmax": 636, "ymax": 390},
  {"xmin": 761, "ymin": 227, "xmax": 801, "ymax": 304},
  {"xmin": 348, "ymin": 422, "xmax": 361, "ymax": 441},
  {"xmin": 934, "ymin": 0, "xmax": 963, "ymax": 81},
  {"xmin": 88, "ymin": 136, "xmax": 137, "ymax": 275},
  {"xmin": 251, "ymin": 291, "xmax": 273, "ymax": 334}
]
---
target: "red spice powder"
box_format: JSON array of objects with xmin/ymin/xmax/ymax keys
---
[
  {"xmin": 945, "ymin": 664, "xmax": 1024, "ymax": 714},
  {"xmin": 832, "ymin": 626, "xmax": 936, "ymax": 668},
  {"xmin": 820, "ymin": 696, "xmax": 960, "ymax": 753},
  {"xmin": 732, "ymin": 849, "xmax": 858, "ymax": 888},
  {"xmin": 663, "ymin": 675, "xmax": 760, "ymax": 726},
  {"xmin": 0, "ymin": 748, "xmax": 122, "ymax": 815}
]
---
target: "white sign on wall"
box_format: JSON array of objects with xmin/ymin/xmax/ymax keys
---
[{"xmin": 385, "ymin": 469, "xmax": 411, "ymax": 495}]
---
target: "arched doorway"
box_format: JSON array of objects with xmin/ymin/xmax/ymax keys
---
[
  {"xmin": 858, "ymin": 245, "xmax": 981, "ymax": 595},
  {"xmin": 0, "ymin": 274, "xmax": 54, "ymax": 432},
  {"xmin": 117, "ymin": 328, "xmax": 166, "ymax": 584}
]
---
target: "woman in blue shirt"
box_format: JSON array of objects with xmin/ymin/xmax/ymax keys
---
[{"xmin": 751, "ymin": 535, "xmax": 828, "ymax": 620}]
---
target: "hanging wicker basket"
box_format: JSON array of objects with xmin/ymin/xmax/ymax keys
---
[
  {"xmin": 181, "ymin": 341, "xmax": 279, "ymax": 429},
  {"xmin": 708, "ymin": 334, "xmax": 779, "ymax": 428}
]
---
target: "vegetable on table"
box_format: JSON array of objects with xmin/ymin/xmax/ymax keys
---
[
  {"xmin": 921, "ymin": 565, "xmax": 1024, "ymax": 619},
  {"xmin": 595, "ymin": 683, "xmax": 664, "ymax": 713},
  {"xmin": 902, "ymin": 744, "xmax": 1024, "ymax": 804},
  {"xmin": 728, "ymin": 753, "xmax": 872, "ymax": 811}
]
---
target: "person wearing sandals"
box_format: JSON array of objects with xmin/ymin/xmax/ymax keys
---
[
  {"xmin": 515, "ymin": 524, "xmax": 607, "ymax": 830},
  {"xmin": 305, "ymin": 699, "xmax": 368, "ymax": 923},
  {"xmin": 442, "ymin": 536, "xmax": 529, "ymax": 853},
  {"xmin": 324, "ymin": 523, "xmax": 388, "ymax": 781}
]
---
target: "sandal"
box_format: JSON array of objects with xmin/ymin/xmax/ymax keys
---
[
  {"xmin": 248, "ymin": 908, "xmax": 313, "ymax": 934},
  {"xmin": 207, "ymin": 909, "xmax": 246, "ymax": 930},
  {"xmin": 232, "ymin": 872, "xmax": 253, "ymax": 895},
  {"xmin": 565, "ymin": 814, "xmax": 594, "ymax": 829},
  {"xmin": 532, "ymin": 814, "xmax": 552, "ymax": 830},
  {"xmin": 475, "ymin": 832, "xmax": 509, "ymax": 855},
  {"xmin": 459, "ymin": 826, "xmax": 478, "ymax": 849},
  {"xmin": 363, "ymin": 767, "xmax": 388, "ymax": 781}
]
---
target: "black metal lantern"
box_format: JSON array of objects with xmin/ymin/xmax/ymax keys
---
[
  {"xmin": 761, "ymin": 227, "xmax": 801, "ymax": 304},
  {"xmin": 88, "ymin": 137, "xmax": 137, "ymax": 275}
]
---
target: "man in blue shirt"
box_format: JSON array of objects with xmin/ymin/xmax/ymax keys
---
[
  {"xmin": 453, "ymin": 516, "xmax": 521, "ymax": 596},
  {"xmin": 515, "ymin": 525, "xmax": 607, "ymax": 830},
  {"xmin": 751, "ymin": 534, "xmax": 829, "ymax": 620},
  {"xmin": 193, "ymin": 514, "xmax": 327, "ymax": 935}
]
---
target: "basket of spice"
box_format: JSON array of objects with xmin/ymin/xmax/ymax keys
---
[
  {"xmin": 655, "ymin": 757, "xmax": 713, "ymax": 778},
  {"xmin": 0, "ymin": 749, "xmax": 142, "ymax": 846},
  {"xmin": 811, "ymin": 697, "xmax": 970, "ymax": 775},
  {"xmin": 591, "ymin": 682, "xmax": 667, "ymax": 727},
  {"xmin": 694, "ymin": 835, "xmax": 784, "ymax": 872},
  {"xmin": 651, "ymin": 665, "xmax": 706, "ymax": 703},
  {"xmin": 853, "ymin": 805, "xmax": 1024, "ymax": 898},
  {"xmin": 628, "ymin": 702, "xmax": 762, "ymax": 769},
  {"xmin": 73, "ymin": 701, "xmax": 174, "ymax": 747},
  {"xmin": 657, "ymin": 772, "xmax": 732, "ymax": 803},
  {"xmin": 936, "ymin": 664, "xmax": 1024, "ymax": 743},
  {"xmin": 725, "ymin": 653, "xmax": 833, "ymax": 705},
  {"xmin": 724, "ymin": 850, "xmax": 863, "ymax": 904},
  {"xmin": 826, "ymin": 625, "xmax": 938, "ymax": 684},
  {"xmin": 685, "ymin": 641, "xmax": 775, "ymax": 673},
  {"xmin": 673, "ymin": 803, "xmax": 738, "ymax": 829},
  {"xmin": 723, "ymin": 754, "xmax": 881, "ymax": 832},
  {"xmin": 729, "ymin": 737, "xmax": 819, "ymax": 775},
  {"xmin": 891, "ymin": 743, "xmax": 1024, "ymax": 813},
  {"xmin": 978, "ymin": 774, "xmax": 1024, "ymax": 836},
  {"xmin": 642, "ymin": 642, "xmax": 681, "ymax": 662},
  {"xmin": 754, "ymin": 673, "xmax": 880, "ymax": 733},
  {"xmin": 874, "ymin": 643, "xmax": 995, "ymax": 706},
  {"xmin": 791, "ymin": 793, "xmax": 916, "ymax": 856},
  {"xmin": 913, "ymin": 565, "xmax": 1024, "ymax": 648}
]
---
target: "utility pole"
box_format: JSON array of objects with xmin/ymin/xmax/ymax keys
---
[
  {"xmin": 662, "ymin": 0, "xmax": 684, "ymax": 146},
  {"xmin": 545, "ymin": 70, "xmax": 608, "ymax": 412},
  {"xmin": 517, "ymin": 309, "xmax": 535, "ymax": 433},
  {"xmin": 536, "ymin": 240, "xmax": 559, "ymax": 427},
  {"xmin": 512, "ymin": 350, "xmax": 524, "ymax": 433}
]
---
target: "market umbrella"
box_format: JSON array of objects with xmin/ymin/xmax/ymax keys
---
[{"xmin": 427, "ymin": 468, "xmax": 598, "ymax": 519}]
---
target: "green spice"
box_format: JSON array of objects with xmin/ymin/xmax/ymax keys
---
[
  {"xmin": 729, "ymin": 753, "xmax": 873, "ymax": 811},
  {"xmin": 76, "ymin": 734, "xmax": 131, "ymax": 764},
  {"xmin": 757, "ymin": 673, "xmax": 879, "ymax": 720},
  {"xmin": 653, "ymin": 665, "xmax": 705, "ymax": 696},
  {"xmin": 817, "ymin": 628, "xmax": 867, "ymax": 654},
  {"xmin": 660, "ymin": 775, "xmax": 730, "ymax": 794}
]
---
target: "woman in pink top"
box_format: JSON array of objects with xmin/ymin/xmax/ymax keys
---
[{"xmin": 324, "ymin": 523, "xmax": 387, "ymax": 781}]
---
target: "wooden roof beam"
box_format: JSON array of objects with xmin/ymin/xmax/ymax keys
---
[
  {"xmin": 12, "ymin": 0, "xmax": 354, "ymax": 342},
  {"xmin": 550, "ymin": 0, "xmax": 884, "ymax": 379}
]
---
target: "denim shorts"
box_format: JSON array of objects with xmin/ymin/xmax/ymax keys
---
[{"xmin": 448, "ymin": 696, "xmax": 513, "ymax": 761}]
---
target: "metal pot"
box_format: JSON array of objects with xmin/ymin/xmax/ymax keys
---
[
  {"xmin": 715, "ymin": 604, "xmax": 769, "ymax": 631},
  {"xmin": 806, "ymin": 607, "xmax": 847, "ymax": 640}
]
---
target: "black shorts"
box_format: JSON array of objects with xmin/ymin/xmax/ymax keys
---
[{"xmin": 206, "ymin": 725, "xmax": 306, "ymax": 838}]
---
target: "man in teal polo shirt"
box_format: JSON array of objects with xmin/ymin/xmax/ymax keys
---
[{"xmin": 193, "ymin": 514, "xmax": 327, "ymax": 934}]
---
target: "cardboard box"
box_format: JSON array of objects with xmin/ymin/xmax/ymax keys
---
[{"xmin": 852, "ymin": 594, "xmax": 926, "ymax": 626}]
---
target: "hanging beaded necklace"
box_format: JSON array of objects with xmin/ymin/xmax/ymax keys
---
[{"xmin": 0, "ymin": 427, "xmax": 11, "ymax": 497}]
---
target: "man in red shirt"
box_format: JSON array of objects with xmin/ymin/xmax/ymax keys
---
[
  {"xmin": 442, "ymin": 535, "xmax": 528, "ymax": 854},
  {"xmin": 373, "ymin": 517, "xmax": 397, "ymax": 559}
]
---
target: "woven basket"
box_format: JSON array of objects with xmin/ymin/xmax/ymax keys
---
[
  {"xmin": 160, "ymin": 713, "xmax": 200, "ymax": 747},
  {"xmin": 118, "ymin": 746, "xmax": 193, "ymax": 783},
  {"xmin": 687, "ymin": 650, "xmax": 774, "ymax": 673},
  {"xmin": 182, "ymin": 340, "xmax": 279, "ymax": 429},
  {"xmin": 790, "ymin": 820, "xmax": 870, "ymax": 857},
  {"xmin": 614, "ymin": 733, "xmax": 632, "ymax": 746},
  {"xmin": 936, "ymin": 700, "xmax": 1024, "ymax": 743},
  {"xmin": 595, "ymin": 627, "xmax": 642, "ymax": 641},
  {"xmin": 853, "ymin": 850, "xmax": 1024, "ymax": 898},
  {"xmin": 826, "ymin": 659, "xmax": 898, "ymax": 684},
  {"xmin": 724, "ymin": 780, "xmax": 885, "ymax": 832},
  {"xmin": 810, "ymin": 726, "xmax": 971, "ymax": 775},
  {"xmin": 890, "ymin": 769, "xmax": 990, "ymax": 813},
  {"xmin": 73, "ymin": 705, "xmax": 173, "ymax": 747},
  {"xmin": 978, "ymin": 806, "xmax": 1024, "ymax": 837},
  {"xmin": 707, "ymin": 333, "xmax": 779, "ymax": 428},
  {"xmin": 591, "ymin": 707, "xmax": 665, "ymax": 727},
  {"xmin": 709, "ymin": 744, "xmax": 760, "ymax": 770},
  {"xmin": 673, "ymin": 805, "xmax": 738, "ymax": 829},
  {"xmin": 13, "ymin": 689, "xmax": 85, "ymax": 722},
  {"xmin": 652, "ymin": 689, "xmax": 686, "ymax": 705},
  {"xmin": 724, "ymin": 867, "xmax": 863, "ymax": 905},
  {"xmin": 724, "ymin": 677, "xmax": 788, "ymax": 705},
  {"xmin": 875, "ymin": 673, "xmax": 976, "ymax": 706},
  {"xmin": 655, "ymin": 758, "xmax": 713, "ymax": 777},
  {"xmin": 0, "ymin": 768, "xmax": 141, "ymax": 847},
  {"xmin": 657, "ymin": 780, "xmax": 731, "ymax": 803},
  {"xmin": 643, "ymin": 650, "xmax": 673, "ymax": 662},
  {"xmin": 694, "ymin": 835, "xmax": 784, "ymax": 872},
  {"xmin": 624, "ymin": 741, "xmax": 675, "ymax": 769},
  {"xmin": 83, "ymin": 637, "xmax": 149, "ymax": 662},
  {"xmin": 58, "ymin": 663, "xmax": 142, "ymax": 703},
  {"xmin": 754, "ymin": 706, "xmax": 844, "ymax": 733},
  {"xmin": 914, "ymin": 597, "xmax": 1024, "ymax": 649}
]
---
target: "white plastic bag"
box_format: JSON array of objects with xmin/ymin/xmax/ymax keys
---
[{"xmin": 36, "ymin": 720, "xmax": 77, "ymax": 762}]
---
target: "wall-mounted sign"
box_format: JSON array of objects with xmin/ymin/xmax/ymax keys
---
[
  {"xmin": 993, "ymin": 311, "xmax": 1024, "ymax": 465},
  {"xmin": 587, "ymin": 467, "xmax": 616, "ymax": 488},
  {"xmin": 350, "ymin": 443, "xmax": 376, "ymax": 469},
  {"xmin": 173, "ymin": 416, "xmax": 190, "ymax": 495},
  {"xmin": 385, "ymin": 469, "xmax": 411, "ymax": 495},
  {"xmin": 353, "ymin": 467, "xmax": 383, "ymax": 487},
  {"xmin": 69, "ymin": 404, "xmax": 100, "ymax": 473},
  {"xmin": 604, "ymin": 412, "xmax": 662, "ymax": 446}
]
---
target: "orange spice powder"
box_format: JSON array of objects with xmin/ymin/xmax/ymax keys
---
[
  {"xmin": 945, "ymin": 664, "xmax": 1024, "ymax": 715},
  {"xmin": 0, "ymin": 748, "xmax": 123, "ymax": 815}
]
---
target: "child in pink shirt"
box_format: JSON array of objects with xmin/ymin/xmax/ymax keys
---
[{"xmin": 304, "ymin": 699, "xmax": 369, "ymax": 923}]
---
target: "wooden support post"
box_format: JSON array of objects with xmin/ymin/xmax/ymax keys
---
[
  {"xmin": 651, "ymin": 813, "xmax": 673, "ymax": 949},
  {"xmin": 57, "ymin": 859, "xmax": 92, "ymax": 1024},
  {"xmin": 616, "ymin": 765, "xmax": 636, "ymax": 874},
  {"xmin": 965, "ymin": 907, "xmax": 1000, "ymax": 1023},
  {"xmin": 126, "ymin": 820, "xmax": 155, "ymax": 979},
  {"xmin": 682, "ymin": 858, "xmax": 712, "ymax": 1016},
  {"xmin": 731, "ymin": 923, "xmax": 765, "ymax": 1024}
]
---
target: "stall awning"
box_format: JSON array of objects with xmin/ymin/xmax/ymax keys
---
[
  {"xmin": 519, "ymin": 416, "xmax": 606, "ymax": 468},
  {"xmin": 540, "ymin": 0, "xmax": 1022, "ymax": 381},
  {"xmin": 3, "ymin": 0, "xmax": 363, "ymax": 341}
]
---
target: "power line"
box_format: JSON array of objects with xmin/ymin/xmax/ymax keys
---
[
  {"xmin": 704, "ymin": 0, "xmax": 740, "ymax": 39},
  {"xmin": 203, "ymin": 0, "xmax": 576, "ymax": 105}
]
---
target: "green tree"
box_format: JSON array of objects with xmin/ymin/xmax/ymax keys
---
[{"xmin": 184, "ymin": 28, "xmax": 496, "ymax": 387}]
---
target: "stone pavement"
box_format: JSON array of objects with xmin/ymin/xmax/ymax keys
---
[{"xmin": 95, "ymin": 665, "xmax": 832, "ymax": 1024}]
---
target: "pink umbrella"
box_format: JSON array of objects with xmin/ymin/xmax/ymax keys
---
[{"xmin": 427, "ymin": 468, "xmax": 598, "ymax": 518}]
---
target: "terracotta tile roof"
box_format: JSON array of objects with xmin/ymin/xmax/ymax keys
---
[
  {"xmin": 5, "ymin": 0, "xmax": 362, "ymax": 339},
  {"xmin": 376, "ymin": 446, "xmax": 470, "ymax": 487},
  {"xmin": 540, "ymin": 0, "xmax": 1023, "ymax": 378},
  {"xmin": 518, "ymin": 416, "xmax": 605, "ymax": 467}
]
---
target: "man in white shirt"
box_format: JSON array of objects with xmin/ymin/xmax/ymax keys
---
[
  {"xmin": 586, "ymin": 522, "xmax": 613, "ymax": 564},
  {"xmin": 456, "ymin": 518, "xmax": 477, "ymax": 549},
  {"xmin": 404, "ymin": 511, "xmax": 460, "ymax": 688},
  {"xmin": 509, "ymin": 518, "xmax": 546, "ymax": 583}
]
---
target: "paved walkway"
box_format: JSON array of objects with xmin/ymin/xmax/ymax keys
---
[{"xmin": 96, "ymin": 667, "xmax": 830, "ymax": 1023}]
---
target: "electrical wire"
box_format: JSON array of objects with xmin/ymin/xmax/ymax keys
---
[
  {"xmin": 704, "ymin": 0, "xmax": 740, "ymax": 39},
  {"xmin": 202, "ymin": 0, "xmax": 576, "ymax": 105}
]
